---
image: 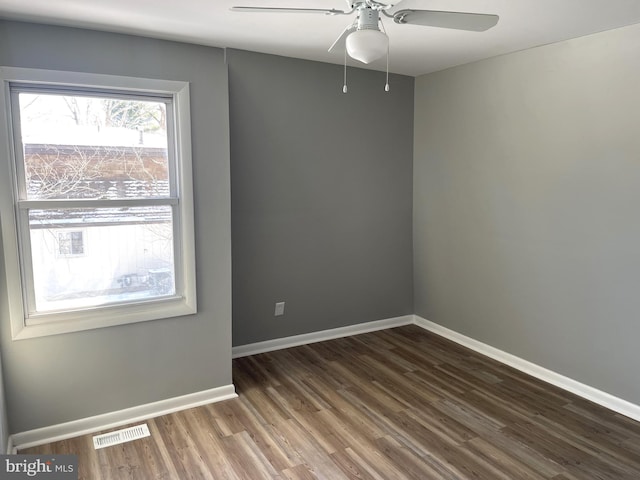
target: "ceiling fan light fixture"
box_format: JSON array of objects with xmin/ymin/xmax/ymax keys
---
[{"xmin": 346, "ymin": 29, "xmax": 388, "ymax": 64}]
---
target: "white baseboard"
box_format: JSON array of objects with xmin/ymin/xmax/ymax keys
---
[
  {"xmin": 12, "ymin": 314, "xmax": 640, "ymax": 452},
  {"xmin": 232, "ymin": 315, "xmax": 414, "ymax": 358},
  {"xmin": 234, "ymin": 314, "xmax": 639, "ymax": 422},
  {"xmin": 10, "ymin": 384, "xmax": 237, "ymax": 452},
  {"xmin": 413, "ymin": 315, "xmax": 640, "ymax": 423}
]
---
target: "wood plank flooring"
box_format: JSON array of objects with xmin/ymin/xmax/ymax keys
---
[{"xmin": 21, "ymin": 325, "xmax": 640, "ymax": 479}]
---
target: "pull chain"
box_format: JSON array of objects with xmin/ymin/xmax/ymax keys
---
[
  {"xmin": 385, "ymin": 45, "xmax": 390, "ymax": 92},
  {"xmin": 343, "ymin": 47, "xmax": 348, "ymax": 94},
  {"xmin": 380, "ymin": 18, "xmax": 390, "ymax": 92}
]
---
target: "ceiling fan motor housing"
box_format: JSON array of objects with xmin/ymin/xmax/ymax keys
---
[{"xmin": 357, "ymin": 8, "xmax": 381, "ymax": 31}]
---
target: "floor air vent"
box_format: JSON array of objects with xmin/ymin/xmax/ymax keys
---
[{"xmin": 93, "ymin": 424, "xmax": 151, "ymax": 449}]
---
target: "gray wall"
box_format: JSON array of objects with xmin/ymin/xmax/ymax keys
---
[
  {"xmin": 414, "ymin": 23, "xmax": 640, "ymax": 404},
  {"xmin": 228, "ymin": 49, "xmax": 414, "ymax": 346},
  {"xmin": 0, "ymin": 21, "xmax": 232, "ymax": 433}
]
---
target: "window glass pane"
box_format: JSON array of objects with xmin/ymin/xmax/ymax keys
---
[
  {"xmin": 18, "ymin": 93, "xmax": 169, "ymax": 200},
  {"xmin": 29, "ymin": 206, "xmax": 175, "ymax": 313}
]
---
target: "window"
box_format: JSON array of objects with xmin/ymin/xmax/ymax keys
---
[
  {"xmin": 57, "ymin": 231, "xmax": 85, "ymax": 257},
  {"xmin": 0, "ymin": 68, "xmax": 197, "ymax": 339}
]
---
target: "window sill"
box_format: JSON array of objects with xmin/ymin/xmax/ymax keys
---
[{"xmin": 12, "ymin": 296, "xmax": 197, "ymax": 340}]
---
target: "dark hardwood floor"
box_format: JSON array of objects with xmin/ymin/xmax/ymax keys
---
[{"xmin": 21, "ymin": 325, "xmax": 640, "ymax": 479}]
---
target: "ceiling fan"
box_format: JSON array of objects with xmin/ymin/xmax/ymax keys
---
[{"xmin": 231, "ymin": 0, "xmax": 499, "ymax": 65}]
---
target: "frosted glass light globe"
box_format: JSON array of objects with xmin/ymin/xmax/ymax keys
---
[{"xmin": 346, "ymin": 29, "xmax": 388, "ymax": 64}]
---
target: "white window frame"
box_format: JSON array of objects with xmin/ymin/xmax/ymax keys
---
[{"xmin": 0, "ymin": 67, "xmax": 197, "ymax": 340}]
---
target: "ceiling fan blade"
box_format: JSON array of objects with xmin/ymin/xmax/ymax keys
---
[
  {"xmin": 231, "ymin": 6, "xmax": 347, "ymax": 15},
  {"xmin": 328, "ymin": 23, "xmax": 357, "ymax": 53},
  {"xmin": 393, "ymin": 10, "xmax": 499, "ymax": 31}
]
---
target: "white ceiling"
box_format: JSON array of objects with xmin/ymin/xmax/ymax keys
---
[{"xmin": 1, "ymin": 0, "xmax": 640, "ymax": 76}]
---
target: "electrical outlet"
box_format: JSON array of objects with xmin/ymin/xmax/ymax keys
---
[{"xmin": 274, "ymin": 302, "xmax": 285, "ymax": 316}]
